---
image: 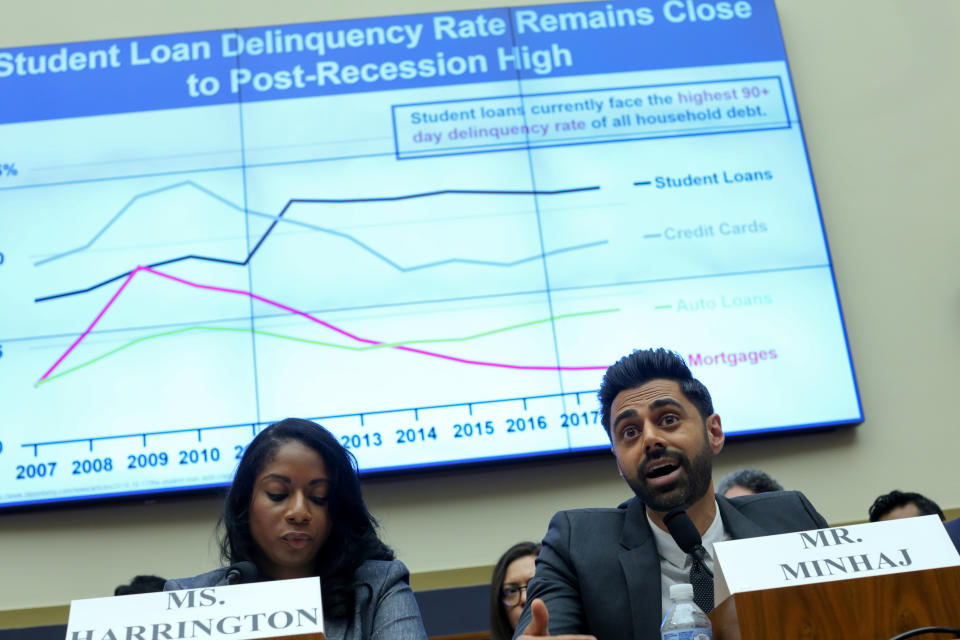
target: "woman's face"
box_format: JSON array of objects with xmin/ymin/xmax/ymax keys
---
[
  {"xmin": 503, "ymin": 554, "xmax": 537, "ymax": 631},
  {"xmin": 248, "ymin": 440, "xmax": 332, "ymax": 580}
]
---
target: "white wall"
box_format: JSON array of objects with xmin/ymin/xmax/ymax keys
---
[{"xmin": 1, "ymin": 0, "xmax": 958, "ymax": 612}]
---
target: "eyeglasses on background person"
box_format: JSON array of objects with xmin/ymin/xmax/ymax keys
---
[
  {"xmin": 489, "ymin": 541, "xmax": 541, "ymax": 640},
  {"xmin": 501, "ymin": 583, "xmax": 529, "ymax": 607}
]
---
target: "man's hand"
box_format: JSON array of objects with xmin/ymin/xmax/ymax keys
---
[{"xmin": 515, "ymin": 599, "xmax": 597, "ymax": 640}]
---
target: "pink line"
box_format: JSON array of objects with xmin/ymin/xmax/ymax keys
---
[
  {"xmin": 143, "ymin": 267, "xmax": 379, "ymax": 346},
  {"xmin": 39, "ymin": 266, "xmax": 143, "ymax": 381},
  {"xmin": 40, "ymin": 266, "xmax": 608, "ymax": 380},
  {"xmin": 393, "ymin": 344, "xmax": 606, "ymax": 371},
  {"xmin": 143, "ymin": 267, "xmax": 606, "ymax": 371}
]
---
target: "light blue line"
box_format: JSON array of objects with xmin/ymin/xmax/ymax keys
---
[
  {"xmin": 33, "ymin": 179, "xmax": 608, "ymax": 274},
  {"xmin": 35, "ymin": 179, "xmax": 274, "ymax": 266}
]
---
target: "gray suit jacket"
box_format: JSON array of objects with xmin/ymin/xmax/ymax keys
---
[
  {"xmin": 514, "ymin": 491, "xmax": 828, "ymax": 640},
  {"xmin": 165, "ymin": 559, "xmax": 427, "ymax": 640}
]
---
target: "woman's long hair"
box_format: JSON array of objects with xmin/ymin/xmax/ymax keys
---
[
  {"xmin": 489, "ymin": 541, "xmax": 541, "ymax": 640},
  {"xmin": 219, "ymin": 418, "xmax": 393, "ymax": 619}
]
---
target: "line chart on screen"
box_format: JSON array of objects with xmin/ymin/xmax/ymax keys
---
[{"xmin": 0, "ymin": 0, "xmax": 861, "ymax": 508}]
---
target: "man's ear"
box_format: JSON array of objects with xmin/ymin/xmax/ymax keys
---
[{"xmin": 706, "ymin": 413, "xmax": 724, "ymax": 455}]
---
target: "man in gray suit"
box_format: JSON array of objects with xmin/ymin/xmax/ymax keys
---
[{"xmin": 514, "ymin": 348, "xmax": 828, "ymax": 640}]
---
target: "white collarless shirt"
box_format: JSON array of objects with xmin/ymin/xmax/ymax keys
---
[{"xmin": 646, "ymin": 501, "xmax": 731, "ymax": 621}]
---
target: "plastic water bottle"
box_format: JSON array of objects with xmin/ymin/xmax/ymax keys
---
[{"xmin": 660, "ymin": 583, "xmax": 712, "ymax": 640}]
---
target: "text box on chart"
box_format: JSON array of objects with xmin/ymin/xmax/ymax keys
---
[{"xmin": 393, "ymin": 77, "xmax": 790, "ymax": 158}]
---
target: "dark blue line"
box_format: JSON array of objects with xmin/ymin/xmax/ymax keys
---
[
  {"xmin": 33, "ymin": 185, "xmax": 602, "ymax": 303},
  {"xmin": 4, "ymin": 77, "xmax": 790, "ymax": 193},
  {"xmin": 36, "ymin": 180, "xmax": 605, "ymax": 270},
  {"xmin": 634, "ymin": 181, "xmax": 652, "ymax": 186},
  {"xmin": 35, "ymin": 237, "xmax": 606, "ymax": 303}
]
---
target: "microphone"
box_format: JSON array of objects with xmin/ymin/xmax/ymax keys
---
[
  {"xmin": 663, "ymin": 508, "xmax": 713, "ymax": 578},
  {"xmin": 225, "ymin": 561, "xmax": 260, "ymax": 585}
]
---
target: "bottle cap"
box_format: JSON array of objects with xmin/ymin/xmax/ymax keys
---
[{"xmin": 669, "ymin": 583, "xmax": 694, "ymax": 601}]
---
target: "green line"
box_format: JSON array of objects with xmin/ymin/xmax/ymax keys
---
[
  {"xmin": 654, "ymin": 305, "xmax": 673, "ymax": 310},
  {"xmin": 36, "ymin": 308, "xmax": 619, "ymax": 386}
]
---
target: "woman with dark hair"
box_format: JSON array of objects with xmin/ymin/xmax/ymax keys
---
[
  {"xmin": 489, "ymin": 541, "xmax": 541, "ymax": 640},
  {"xmin": 165, "ymin": 418, "xmax": 427, "ymax": 640}
]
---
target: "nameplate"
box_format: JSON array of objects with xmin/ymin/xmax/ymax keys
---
[
  {"xmin": 66, "ymin": 577, "xmax": 324, "ymax": 640},
  {"xmin": 713, "ymin": 515, "xmax": 960, "ymax": 603}
]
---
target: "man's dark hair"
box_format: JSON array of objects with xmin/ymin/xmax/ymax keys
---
[
  {"xmin": 716, "ymin": 468, "xmax": 784, "ymax": 497},
  {"xmin": 489, "ymin": 541, "xmax": 542, "ymax": 640},
  {"xmin": 114, "ymin": 575, "xmax": 166, "ymax": 595},
  {"xmin": 219, "ymin": 418, "xmax": 393, "ymax": 620},
  {"xmin": 598, "ymin": 348, "xmax": 713, "ymax": 438},
  {"xmin": 868, "ymin": 490, "xmax": 945, "ymax": 522}
]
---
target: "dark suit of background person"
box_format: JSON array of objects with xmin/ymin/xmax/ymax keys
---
[
  {"xmin": 513, "ymin": 348, "xmax": 829, "ymax": 640},
  {"xmin": 946, "ymin": 518, "xmax": 960, "ymax": 553}
]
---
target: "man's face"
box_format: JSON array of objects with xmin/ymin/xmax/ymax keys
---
[{"xmin": 609, "ymin": 379, "xmax": 724, "ymax": 513}]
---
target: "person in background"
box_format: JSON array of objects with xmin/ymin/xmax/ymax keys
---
[
  {"xmin": 944, "ymin": 518, "xmax": 960, "ymax": 553},
  {"xmin": 114, "ymin": 575, "xmax": 166, "ymax": 595},
  {"xmin": 490, "ymin": 542, "xmax": 542, "ymax": 640},
  {"xmin": 165, "ymin": 418, "xmax": 427, "ymax": 640},
  {"xmin": 715, "ymin": 468, "xmax": 784, "ymax": 498},
  {"xmin": 868, "ymin": 490, "xmax": 945, "ymax": 522}
]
